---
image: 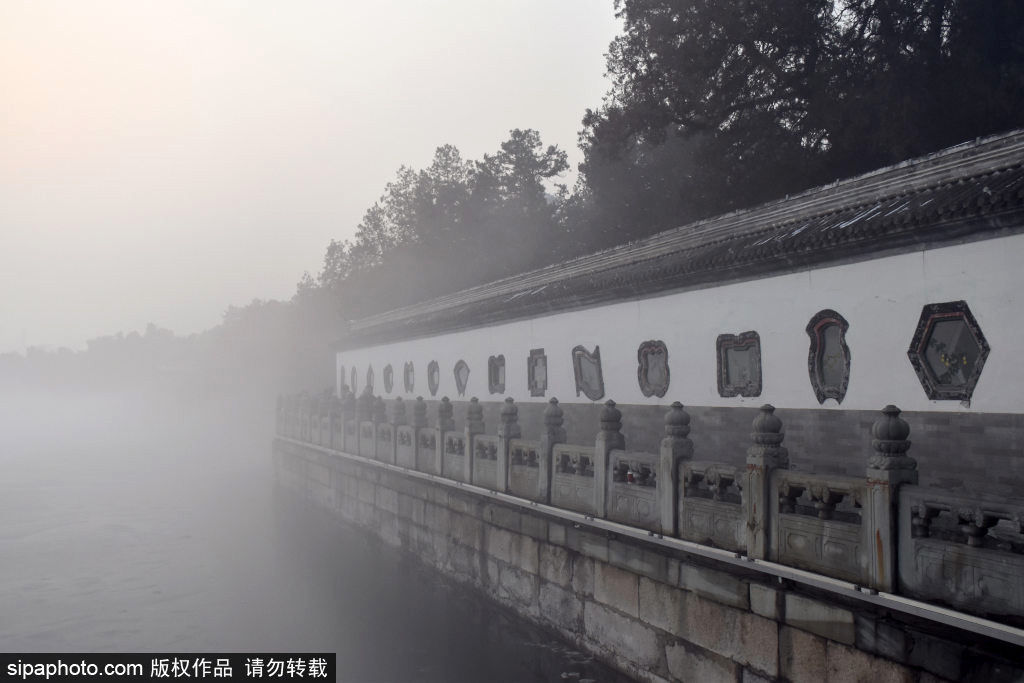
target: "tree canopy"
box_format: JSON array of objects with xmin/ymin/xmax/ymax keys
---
[
  {"xmin": 571, "ymin": 0, "xmax": 1024, "ymax": 246},
  {"xmin": 299, "ymin": 130, "xmax": 570, "ymax": 317}
]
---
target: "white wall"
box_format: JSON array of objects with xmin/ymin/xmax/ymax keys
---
[{"xmin": 337, "ymin": 233, "xmax": 1024, "ymax": 413}]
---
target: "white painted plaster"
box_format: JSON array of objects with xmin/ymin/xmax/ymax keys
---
[{"xmin": 338, "ymin": 233, "xmax": 1024, "ymax": 413}]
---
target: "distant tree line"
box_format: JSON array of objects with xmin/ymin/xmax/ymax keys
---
[
  {"xmin": 6, "ymin": 0, "xmax": 1022, "ymax": 395},
  {"xmin": 295, "ymin": 130, "xmax": 571, "ymax": 319}
]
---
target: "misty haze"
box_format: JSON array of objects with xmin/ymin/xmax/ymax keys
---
[{"xmin": 4, "ymin": 1, "xmax": 1024, "ymax": 682}]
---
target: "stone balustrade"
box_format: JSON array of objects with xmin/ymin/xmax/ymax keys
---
[
  {"xmin": 771, "ymin": 470, "xmax": 869, "ymax": 585},
  {"xmin": 678, "ymin": 460, "xmax": 745, "ymax": 552},
  {"xmin": 898, "ymin": 486, "xmax": 1024, "ymax": 618},
  {"xmin": 274, "ymin": 391, "xmax": 1024, "ymax": 624}
]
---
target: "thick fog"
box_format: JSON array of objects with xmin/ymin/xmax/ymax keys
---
[
  {"xmin": 0, "ymin": 378, "xmax": 627, "ymax": 680},
  {"xmin": 0, "ymin": 4, "xmax": 629, "ymax": 677},
  {"xmin": 0, "ymin": 1, "xmax": 619, "ymax": 354}
]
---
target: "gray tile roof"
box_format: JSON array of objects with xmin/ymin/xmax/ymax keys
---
[{"xmin": 340, "ymin": 130, "xmax": 1024, "ymax": 350}]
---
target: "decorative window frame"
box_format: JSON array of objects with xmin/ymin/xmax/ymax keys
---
[
  {"xmin": 383, "ymin": 364, "xmax": 394, "ymax": 394},
  {"xmin": 572, "ymin": 345, "xmax": 605, "ymax": 401},
  {"xmin": 637, "ymin": 340, "xmax": 670, "ymax": 398},
  {"xmin": 453, "ymin": 360, "xmax": 470, "ymax": 397},
  {"xmin": 403, "ymin": 362, "xmax": 415, "ymax": 393},
  {"xmin": 527, "ymin": 348, "xmax": 547, "ymax": 397},
  {"xmin": 806, "ymin": 309, "xmax": 851, "ymax": 404},
  {"xmin": 427, "ymin": 360, "xmax": 440, "ymax": 397},
  {"xmin": 907, "ymin": 300, "xmax": 990, "ymax": 401},
  {"xmin": 716, "ymin": 331, "xmax": 762, "ymax": 398},
  {"xmin": 366, "ymin": 365, "xmax": 374, "ymax": 392},
  {"xmin": 488, "ymin": 355, "xmax": 506, "ymax": 394}
]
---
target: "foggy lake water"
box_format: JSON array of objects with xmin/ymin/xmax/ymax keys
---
[{"xmin": 0, "ymin": 388, "xmax": 628, "ymax": 682}]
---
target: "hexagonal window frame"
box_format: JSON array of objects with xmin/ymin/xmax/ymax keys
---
[{"xmin": 907, "ymin": 300, "xmax": 990, "ymax": 401}]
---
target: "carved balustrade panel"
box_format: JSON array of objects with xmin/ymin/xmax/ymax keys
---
[
  {"xmin": 678, "ymin": 461, "xmax": 745, "ymax": 551},
  {"xmin": 358, "ymin": 421, "xmax": 377, "ymax": 459},
  {"xmin": 551, "ymin": 444, "xmax": 596, "ymax": 515},
  {"xmin": 443, "ymin": 432, "xmax": 467, "ymax": 482},
  {"xmin": 606, "ymin": 449, "xmax": 660, "ymax": 532},
  {"xmin": 472, "ymin": 435, "xmax": 500, "ymax": 490},
  {"xmin": 395, "ymin": 426, "xmax": 416, "ymax": 469},
  {"xmin": 771, "ymin": 470, "xmax": 868, "ymax": 584},
  {"xmin": 898, "ymin": 486, "xmax": 1024, "ymax": 618},
  {"xmin": 507, "ymin": 438, "xmax": 543, "ymax": 501},
  {"xmin": 415, "ymin": 428, "xmax": 437, "ymax": 474},
  {"xmin": 376, "ymin": 423, "xmax": 395, "ymax": 464}
]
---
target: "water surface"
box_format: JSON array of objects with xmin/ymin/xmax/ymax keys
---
[{"xmin": 0, "ymin": 389, "xmax": 628, "ymax": 682}]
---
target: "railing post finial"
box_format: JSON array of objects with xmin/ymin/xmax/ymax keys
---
[
  {"xmin": 437, "ymin": 396, "xmax": 455, "ymax": 432},
  {"xmin": 412, "ymin": 396, "xmax": 427, "ymax": 429},
  {"xmin": 499, "ymin": 397, "xmax": 521, "ymax": 439}
]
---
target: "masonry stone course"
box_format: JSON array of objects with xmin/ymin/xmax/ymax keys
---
[
  {"xmin": 608, "ymin": 539, "xmax": 671, "ymax": 585},
  {"xmin": 678, "ymin": 562, "xmax": 749, "ymax": 610},
  {"xmin": 749, "ymin": 583, "xmax": 781, "ymax": 620},
  {"xmin": 780, "ymin": 625, "xmax": 828, "ymax": 682},
  {"xmin": 638, "ymin": 577, "xmax": 686, "ymax": 635},
  {"xmin": 539, "ymin": 543, "xmax": 572, "ymax": 587},
  {"xmin": 665, "ymin": 641, "xmax": 740, "ymax": 683},
  {"xmin": 583, "ymin": 601, "xmax": 663, "ymax": 672},
  {"xmin": 538, "ymin": 580, "xmax": 583, "ymax": 632},
  {"xmin": 826, "ymin": 640, "xmax": 916, "ymax": 683},
  {"xmin": 785, "ymin": 593, "xmax": 857, "ymax": 645},
  {"xmin": 677, "ymin": 590, "xmax": 779, "ymax": 677},
  {"xmin": 594, "ymin": 563, "xmax": 640, "ymax": 617},
  {"xmin": 571, "ymin": 555, "xmax": 595, "ymax": 597}
]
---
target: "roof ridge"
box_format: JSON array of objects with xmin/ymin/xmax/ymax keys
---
[{"xmin": 348, "ymin": 129, "xmax": 1024, "ymax": 333}]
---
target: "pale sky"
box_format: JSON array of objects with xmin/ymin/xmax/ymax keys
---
[{"xmin": 0, "ymin": 1, "xmax": 621, "ymax": 353}]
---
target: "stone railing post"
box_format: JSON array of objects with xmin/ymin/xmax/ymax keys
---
[
  {"xmin": 595, "ymin": 400, "xmax": 625, "ymax": 519},
  {"xmin": 412, "ymin": 396, "xmax": 428, "ymax": 429},
  {"xmin": 660, "ymin": 402, "xmax": 694, "ymax": 536},
  {"xmin": 745, "ymin": 405, "xmax": 789, "ymax": 560},
  {"xmin": 373, "ymin": 396, "xmax": 387, "ymax": 424},
  {"xmin": 539, "ymin": 398, "xmax": 566, "ymax": 504},
  {"xmin": 391, "ymin": 396, "xmax": 407, "ymax": 427},
  {"xmin": 310, "ymin": 395, "xmax": 321, "ymax": 445},
  {"xmin": 865, "ymin": 405, "xmax": 917, "ymax": 592},
  {"xmin": 436, "ymin": 396, "xmax": 454, "ymax": 475},
  {"xmin": 497, "ymin": 397, "xmax": 521, "ymax": 493},
  {"xmin": 341, "ymin": 389, "xmax": 356, "ymax": 452},
  {"xmin": 411, "ymin": 396, "xmax": 428, "ymax": 470},
  {"xmin": 465, "ymin": 397, "xmax": 485, "ymax": 482},
  {"xmin": 373, "ymin": 396, "xmax": 391, "ymax": 463},
  {"xmin": 319, "ymin": 394, "xmax": 330, "ymax": 446},
  {"xmin": 356, "ymin": 387, "xmax": 373, "ymax": 457},
  {"xmin": 328, "ymin": 395, "xmax": 342, "ymax": 450}
]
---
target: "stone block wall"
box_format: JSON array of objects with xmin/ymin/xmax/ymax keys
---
[{"xmin": 274, "ymin": 438, "xmax": 1024, "ymax": 683}]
